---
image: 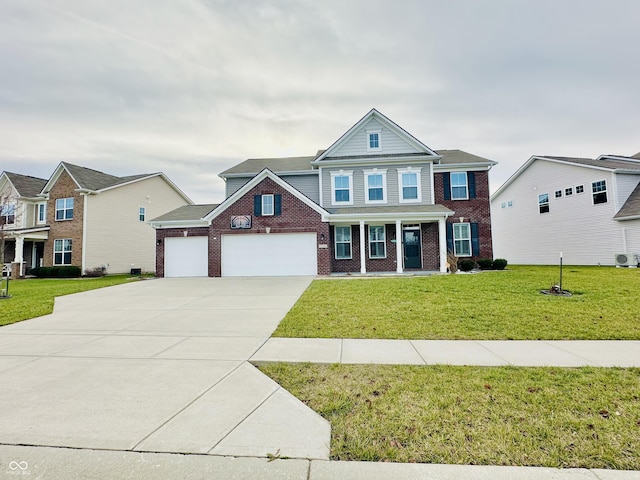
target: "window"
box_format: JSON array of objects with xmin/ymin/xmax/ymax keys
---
[
  {"xmin": 139, "ymin": 207, "xmax": 146, "ymax": 222},
  {"xmin": 453, "ymin": 223, "xmax": 471, "ymax": 257},
  {"xmin": 55, "ymin": 197, "xmax": 74, "ymax": 220},
  {"xmin": 334, "ymin": 226, "xmax": 352, "ymax": 259},
  {"xmin": 398, "ymin": 168, "xmax": 422, "ymax": 202},
  {"xmin": 36, "ymin": 203, "xmax": 46, "ymax": 224},
  {"xmin": 261, "ymin": 194, "xmax": 274, "ymax": 216},
  {"xmin": 538, "ymin": 193, "xmax": 550, "ymax": 214},
  {"xmin": 364, "ymin": 169, "xmax": 387, "ymax": 204},
  {"xmin": 331, "ymin": 171, "xmax": 353, "ymax": 205},
  {"xmin": 555, "ymin": 190, "xmax": 562, "ymax": 198},
  {"xmin": 507, "ymin": 200, "xmax": 514, "ymax": 208},
  {"xmin": 501, "ymin": 202, "xmax": 506, "ymax": 209},
  {"xmin": 368, "ymin": 225, "xmax": 386, "ymax": 258},
  {"xmin": 565, "ymin": 187, "xmax": 573, "ymax": 196},
  {"xmin": 1, "ymin": 203, "xmax": 16, "ymax": 225},
  {"xmin": 366, "ymin": 130, "xmax": 381, "ymax": 152},
  {"xmin": 53, "ymin": 239, "xmax": 72, "ymax": 265},
  {"xmin": 576, "ymin": 185, "xmax": 584, "ymax": 194},
  {"xmin": 592, "ymin": 180, "xmax": 607, "ymax": 204},
  {"xmin": 450, "ymin": 172, "xmax": 469, "ymax": 200}
]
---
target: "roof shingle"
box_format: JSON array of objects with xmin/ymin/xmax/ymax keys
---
[{"xmin": 4, "ymin": 172, "xmax": 47, "ymax": 197}]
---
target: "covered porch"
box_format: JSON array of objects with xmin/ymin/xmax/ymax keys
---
[
  {"xmin": 2, "ymin": 227, "xmax": 49, "ymax": 277},
  {"xmin": 325, "ymin": 205, "xmax": 453, "ymax": 275}
]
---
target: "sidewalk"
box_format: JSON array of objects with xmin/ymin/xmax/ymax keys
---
[{"xmin": 252, "ymin": 338, "xmax": 640, "ymax": 367}]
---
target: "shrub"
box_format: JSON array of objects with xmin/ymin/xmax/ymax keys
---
[
  {"xmin": 459, "ymin": 259, "xmax": 476, "ymax": 272},
  {"xmin": 493, "ymin": 258, "xmax": 508, "ymax": 270},
  {"xmin": 84, "ymin": 266, "xmax": 106, "ymax": 277},
  {"xmin": 477, "ymin": 258, "xmax": 494, "ymax": 270},
  {"xmin": 31, "ymin": 266, "xmax": 81, "ymax": 278}
]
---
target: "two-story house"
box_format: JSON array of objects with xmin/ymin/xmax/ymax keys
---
[
  {"xmin": 2, "ymin": 162, "xmax": 192, "ymax": 277},
  {"xmin": 491, "ymin": 154, "xmax": 640, "ymax": 265},
  {"xmin": 151, "ymin": 109, "xmax": 496, "ymax": 277},
  {"xmin": 0, "ymin": 172, "xmax": 49, "ymax": 277}
]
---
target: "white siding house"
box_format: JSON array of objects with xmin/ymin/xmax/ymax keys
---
[{"xmin": 491, "ymin": 154, "xmax": 640, "ymax": 265}]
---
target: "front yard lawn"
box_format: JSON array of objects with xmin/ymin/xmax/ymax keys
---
[
  {"xmin": 273, "ymin": 266, "xmax": 640, "ymax": 340},
  {"xmin": 0, "ymin": 276, "xmax": 141, "ymax": 326},
  {"xmin": 260, "ymin": 363, "xmax": 640, "ymax": 469}
]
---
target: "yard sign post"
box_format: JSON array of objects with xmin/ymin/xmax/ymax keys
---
[{"xmin": 559, "ymin": 251, "xmax": 563, "ymax": 292}]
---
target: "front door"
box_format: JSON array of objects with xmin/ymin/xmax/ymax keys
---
[{"xmin": 403, "ymin": 229, "xmax": 421, "ymax": 268}]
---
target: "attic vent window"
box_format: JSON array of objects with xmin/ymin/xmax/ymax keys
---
[{"xmin": 366, "ymin": 130, "xmax": 382, "ymax": 152}]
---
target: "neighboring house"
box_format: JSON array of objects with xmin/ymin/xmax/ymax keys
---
[
  {"xmin": 151, "ymin": 109, "xmax": 496, "ymax": 277},
  {"xmin": 2, "ymin": 162, "xmax": 192, "ymax": 277},
  {"xmin": 0, "ymin": 172, "xmax": 49, "ymax": 278},
  {"xmin": 491, "ymin": 154, "xmax": 640, "ymax": 265}
]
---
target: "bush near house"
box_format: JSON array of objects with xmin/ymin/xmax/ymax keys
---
[
  {"xmin": 30, "ymin": 266, "xmax": 82, "ymax": 278},
  {"xmin": 493, "ymin": 258, "xmax": 508, "ymax": 270},
  {"xmin": 477, "ymin": 258, "xmax": 494, "ymax": 270},
  {"xmin": 458, "ymin": 259, "xmax": 476, "ymax": 272}
]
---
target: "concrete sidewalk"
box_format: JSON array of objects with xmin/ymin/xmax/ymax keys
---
[{"xmin": 252, "ymin": 338, "xmax": 640, "ymax": 367}]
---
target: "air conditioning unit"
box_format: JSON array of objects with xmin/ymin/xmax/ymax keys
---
[{"xmin": 615, "ymin": 253, "xmax": 638, "ymax": 267}]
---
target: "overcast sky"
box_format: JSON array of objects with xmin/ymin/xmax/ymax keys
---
[{"xmin": 1, "ymin": 0, "xmax": 639, "ymax": 203}]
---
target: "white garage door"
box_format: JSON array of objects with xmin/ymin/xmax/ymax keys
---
[
  {"xmin": 221, "ymin": 233, "xmax": 317, "ymax": 276},
  {"xmin": 164, "ymin": 236, "xmax": 208, "ymax": 277}
]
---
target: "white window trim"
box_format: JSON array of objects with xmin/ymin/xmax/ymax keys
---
[
  {"xmin": 36, "ymin": 202, "xmax": 46, "ymax": 224},
  {"xmin": 538, "ymin": 193, "xmax": 550, "ymax": 214},
  {"xmin": 139, "ymin": 206, "xmax": 146, "ymax": 222},
  {"xmin": 330, "ymin": 170, "xmax": 354, "ymax": 206},
  {"xmin": 1, "ymin": 203, "xmax": 16, "ymax": 225},
  {"xmin": 55, "ymin": 197, "xmax": 74, "ymax": 221},
  {"xmin": 53, "ymin": 238, "xmax": 72, "ymax": 266},
  {"xmin": 261, "ymin": 194, "xmax": 275, "ymax": 216},
  {"xmin": 592, "ymin": 180, "xmax": 608, "ymax": 205},
  {"xmin": 398, "ymin": 167, "xmax": 422, "ymax": 203},
  {"xmin": 366, "ymin": 129, "xmax": 382, "ymax": 152},
  {"xmin": 450, "ymin": 172, "xmax": 469, "ymax": 200},
  {"xmin": 576, "ymin": 185, "xmax": 585, "ymax": 194},
  {"xmin": 555, "ymin": 190, "xmax": 563, "ymax": 198},
  {"xmin": 368, "ymin": 225, "xmax": 386, "ymax": 259},
  {"xmin": 364, "ymin": 169, "xmax": 387, "ymax": 205},
  {"xmin": 334, "ymin": 225, "xmax": 352, "ymax": 260},
  {"xmin": 453, "ymin": 222, "xmax": 472, "ymax": 257}
]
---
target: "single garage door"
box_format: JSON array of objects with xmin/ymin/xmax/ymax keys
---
[
  {"xmin": 221, "ymin": 233, "xmax": 317, "ymax": 276},
  {"xmin": 164, "ymin": 236, "xmax": 208, "ymax": 277}
]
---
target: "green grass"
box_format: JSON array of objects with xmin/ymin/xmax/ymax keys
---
[
  {"xmin": 260, "ymin": 363, "xmax": 640, "ymax": 469},
  {"xmin": 0, "ymin": 276, "xmax": 141, "ymax": 326},
  {"xmin": 273, "ymin": 266, "xmax": 640, "ymax": 340}
]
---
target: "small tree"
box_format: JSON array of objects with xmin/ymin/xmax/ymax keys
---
[{"xmin": 0, "ymin": 188, "xmax": 20, "ymax": 296}]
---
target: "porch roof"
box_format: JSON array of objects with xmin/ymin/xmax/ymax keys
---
[{"xmin": 325, "ymin": 204, "xmax": 453, "ymax": 222}]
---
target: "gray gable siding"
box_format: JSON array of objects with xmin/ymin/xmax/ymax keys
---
[
  {"xmin": 328, "ymin": 118, "xmax": 421, "ymax": 158},
  {"xmin": 225, "ymin": 174, "xmax": 319, "ymax": 203},
  {"xmin": 321, "ymin": 163, "xmax": 433, "ymax": 208}
]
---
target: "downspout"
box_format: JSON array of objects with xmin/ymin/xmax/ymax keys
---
[{"xmin": 81, "ymin": 192, "xmax": 88, "ymax": 274}]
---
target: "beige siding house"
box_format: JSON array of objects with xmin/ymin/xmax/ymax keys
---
[{"xmin": 491, "ymin": 154, "xmax": 640, "ymax": 265}]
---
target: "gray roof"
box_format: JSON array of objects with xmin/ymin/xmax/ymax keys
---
[
  {"xmin": 540, "ymin": 156, "xmax": 640, "ymax": 171},
  {"xmin": 436, "ymin": 149, "xmax": 496, "ymax": 165},
  {"xmin": 327, "ymin": 204, "xmax": 453, "ymax": 215},
  {"xmin": 4, "ymin": 172, "xmax": 47, "ymax": 197},
  {"xmin": 63, "ymin": 162, "xmax": 157, "ymax": 191},
  {"xmin": 151, "ymin": 204, "xmax": 219, "ymax": 222},
  {"xmin": 614, "ymin": 182, "xmax": 640, "ymax": 220}
]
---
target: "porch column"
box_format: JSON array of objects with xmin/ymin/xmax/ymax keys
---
[
  {"xmin": 359, "ymin": 220, "xmax": 366, "ymax": 274},
  {"xmin": 395, "ymin": 220, "xmax": 402, "ymax": 273},
  {"xmin": 13, "ymin": 236, "xmax": 24, "ymax": 277},
  {"xmin": 438, "ymin": 218, "xmax": 447, "ymax": 273}
]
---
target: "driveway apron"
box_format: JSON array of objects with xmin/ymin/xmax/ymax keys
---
[{"xmin": 0, "ymin": 277, "xmax": 330, "ymax": 460}]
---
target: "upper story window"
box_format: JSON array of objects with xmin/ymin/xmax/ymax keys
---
[
  {"xmin": 1, "ymin": 203, "xmax": 16, "ymax": 225},
  {"xmin": 334, "ymin": 226, "xmax": 352, "ymax": 259},
  {"xmin": 261, "ymin": 194, "xmax": 274, "ymax": 216},
  {"xmin": 254, "ymin": 194, "xmax": 281, "ymax": 216},
  {"xmin": 139, "ymin": 206, "xmax": 146, "ymax": 222},
  {"xmin": 450, "ymin": 172, "xmax": 469, "ymax": 200},
  {"xmin": 538, "ymin": 193, "xmax": 550, "ymax": 214},
  {"xmin": 398, "ymin": 168, "xmax": 422, "ymax": 203},
  {"xmin": 576, "ymin": 185, "xmax": 584, "ymax": 194},
  {"xmin": 364, "ymin": 169, "xmax": 387, "ymax": 204},
  {"xmin": 331, "ymin": 171, "xmax": 353, "ymax": 205},
  {"xmin": 55, "ymin": 197, "xmax": 74, "ymax": 221},
  {"xmin": 366, "ymin": 129, "xmax": 382, "ymax": 152},
  {"xmin": 592, "ymin": 180, "xmax": 607, "ymax": 204},
  {"xmin": 36, "ymin": 203, "xmax": 46, "ymax": 224},
  {"xmin": 565, "ymin": 187, "xmax": 573, "ymax": 196},
  {"xmin": 555, "ymin": 190, "xmax": 562, "ymax": 198}
]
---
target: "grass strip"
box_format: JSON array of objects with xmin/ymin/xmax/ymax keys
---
[{"xmin": 260, "ymin": 363, "xmax": 640, "ymax": 469}]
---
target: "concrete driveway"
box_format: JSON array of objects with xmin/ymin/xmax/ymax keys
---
[{"xmin": 0, "ymin": 277, "xmax": 329, "ymax": 459}]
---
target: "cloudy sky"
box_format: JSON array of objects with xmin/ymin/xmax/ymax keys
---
[{"xmin": 1, "ymin": 0, "xmax": 639, "ymax": 203}]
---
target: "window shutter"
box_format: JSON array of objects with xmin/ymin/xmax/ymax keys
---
[
  {"xmin": 468, "ymin": 172, "xmax": 476, "ymax": 199},
  {"xmin": 254, "ymin": 195, "xmax": 262, "ymax": 216},
  {"xmin": 471, "ymin": 222, "xmax": 480, "ymax": 257},
  {"xmin": 446, "ymin": 222, "xmax": 454, "ymax": 254},
  {"xmin": 443, "ymin": 173, "xmax": 451, "ymax": 200},
  {"xmin": 274, "ymin": 194, "xmax": 282, "ymax": 215}
]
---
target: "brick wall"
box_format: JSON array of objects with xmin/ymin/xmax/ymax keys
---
[
  {"xmin": 44, "ymin": 171, "xmax": 84, "ymax": 269},
  {"xmin": 434, "ymin": 170, "xmax": 494, "ymax": 259},
  {"xmin": 155, "ymin": 227, "xmax": 209, "ymax": 277},
  {"xmin": 421, "ymin": 222, "xmax": 440, "ymax": 270}
]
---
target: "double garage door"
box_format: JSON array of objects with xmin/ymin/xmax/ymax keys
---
[{"xmin": 164, "ymin": 233, "xmax": 317, "ymax": 277}]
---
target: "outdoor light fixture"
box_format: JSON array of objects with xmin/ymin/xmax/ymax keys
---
[
  {"xmin": 320, "ymin": 233, "xmax": 325, "ymax": 242},
  {"xmin": 156, "ymin": 239, "xmax": 162, "ymax": 246}
]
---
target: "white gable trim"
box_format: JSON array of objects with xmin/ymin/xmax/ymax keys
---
[
  {"xmin": 312, "ymin": 108, "xmax": 440, "ymax": 164},
  {"xmin": 41, "ymin": 162, "xmax": 80, "ymax": 194},
  {"xmin": 204, "ymin": 168, "xmax": 330, "ymax": 223}
]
